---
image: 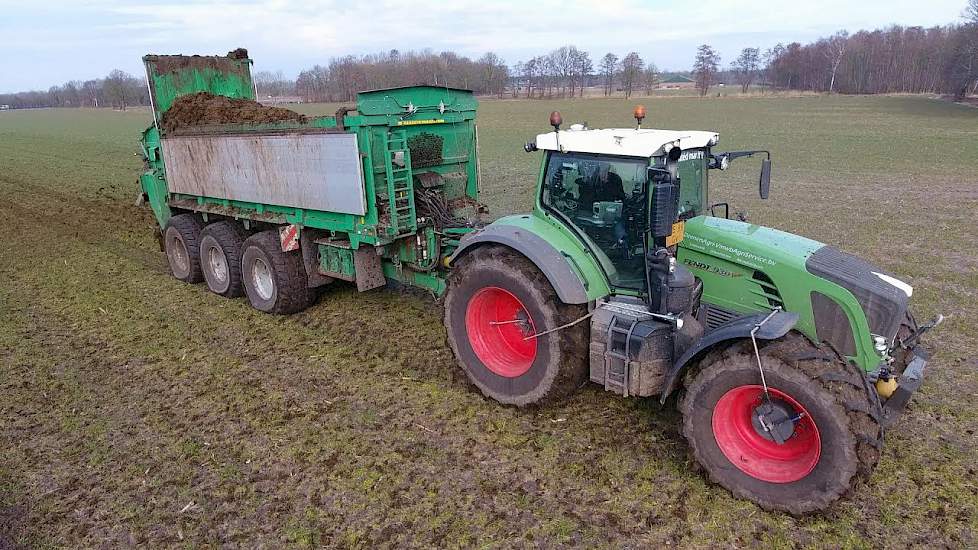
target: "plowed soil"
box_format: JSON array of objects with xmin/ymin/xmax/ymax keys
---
[{"xmin": 160, "ymin": 92, "xmax": 307, "ymax": 134}]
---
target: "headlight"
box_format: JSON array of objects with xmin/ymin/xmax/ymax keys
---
[{"xmin": 873, "ymin": 335, "xmax": 888, "ymax": 353}]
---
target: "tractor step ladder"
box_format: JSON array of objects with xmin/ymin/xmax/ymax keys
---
[
  {"xmin": 604, "ymin": 316, "xmax": 639, "ymax": 397},
  {"xmin": 382, "ymin": 130, "xmax": 417, "ymax": 237}
]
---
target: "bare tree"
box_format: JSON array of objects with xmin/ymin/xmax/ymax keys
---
[
  {"xmin": 825, "ymin": 31, "xmax": 849, "ymax": 93},
  {"xmin": 944, "ymin": 24, "xmax": 978, "ymax": 98},
  {"xmin": 967, "ymin": 0, "xmax": 978, "ymax": 23},
  {"xmin": 524, "ymin": 57, "xmax": 540, "ymax": 99},
  {"xmin": 693, "ymin": 45, "xmax": 721, "ymax": 96},
  {"xmin": 643, "ymin": 63, "xmax": 660, "ymax": 95},
  {"xmin": 478, "ymin": 52, "xmax": 507, "ymax": 97},
  {"xmin": 600, "ymin": 53, "xmax": 618, "ymax": 96},
  {"xmin": 254, "ymin": 70, "xmax": 294, "ymax": 98},
  {"xmin": 732, "ymin": 47, "xmax": 761, "ymax": 93},
  {"xmin": 296, "ymin": 65, "xmax": 330, "ymax": 102},
  {"xmin": 81, "ymin": 80, "xmax": 101, "ymax": 107},
  {"xmin": 102, "ymin": 70, "xmax": 138, "ymax": 110},
  {"xmin": 619, "ymin": 52, "xmax": 644, "ymax": 99},
  {"xmin": 573, "ymin": 50, "xmax": 593, "ymax": 97}
]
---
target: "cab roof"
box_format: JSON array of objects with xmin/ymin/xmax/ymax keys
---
[{"xmin": 534, "ymin": 127, "xmax": 719, "ymax": 158}]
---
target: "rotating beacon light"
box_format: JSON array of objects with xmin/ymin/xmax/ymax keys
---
[
  {"xmin": 549, "ymin": 110, "xmax": 563, "ymax": 150},
  {"xmin": 633, "ymin": 105, "xmax": 647, "ymax": 129}
]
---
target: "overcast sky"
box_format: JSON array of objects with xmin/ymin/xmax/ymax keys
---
[{"xmin": 0, "ymin": 0, "xmax": 970, "ymax": 93}]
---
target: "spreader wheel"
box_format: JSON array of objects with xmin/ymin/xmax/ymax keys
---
[
  {"xmin": 240, "ymin": 230, "xmax": 315, "ymax": 314},
  {"xmin": 444, "ymin": 245, "xmax": 588, "ymax": 406},
  {"xmin": 164, "ymin": 214, "xmax": 205, "ymax": 283},
  {"xmin": 680, "ymin": 334, "xmax": 882, "ymax": 514},
  {"xmin": 199, "ymin": 221, "xmax": 248, "ymax": 297}
]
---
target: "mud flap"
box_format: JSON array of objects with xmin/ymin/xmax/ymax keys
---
[
  {"xmin": 354, "ymin": 247, "xmax": 385, "ymax": 292},
  {"xmin": 299, "ymin": 229, "xmax": 334, "ymax": 288}
]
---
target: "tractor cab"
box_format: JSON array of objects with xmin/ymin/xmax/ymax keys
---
[{"xmin": 526, "ymin": 109, "xmax": 719, "ymax": 311}]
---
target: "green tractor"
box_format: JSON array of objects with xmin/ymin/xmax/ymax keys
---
[
  {"xmin": 137, "ymin": 51, "xmax": 939, "ymax": 514},
  {"xmin": 444, "ymin": 108, "xmax": 940, "ymax": 514}
]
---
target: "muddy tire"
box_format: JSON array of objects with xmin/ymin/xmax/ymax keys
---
[
  {"xmin": 199, "ymin": 221, "xmax": 248, "ymax": 297},
  {"xmin": 444, "ymin": 245, "xmax": 588, "ymax": 406},
  {"xmin": 680, "ymin": 333, "xmax": 882, "ymax": 514},
  {"xmin": 164, "ymin": 214, "xmax": 205, "ymax": 283},
  {"xmin": 240, "ymin": 230, "xmax": 314, "ymax": 314}
]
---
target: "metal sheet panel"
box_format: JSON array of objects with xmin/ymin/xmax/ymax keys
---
[{"xmin": 161, "ymin": 132, "xmax": 366, "ymax": 216}]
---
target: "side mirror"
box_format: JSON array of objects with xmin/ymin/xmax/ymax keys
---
[{"xmin": 759, "ymin": 159, "xmax": 772, "ymax": 199}]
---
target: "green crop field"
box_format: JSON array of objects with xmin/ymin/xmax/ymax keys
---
[{"xmin": 1, "ymin": 95, "xmax": 976, "ymax": 548}]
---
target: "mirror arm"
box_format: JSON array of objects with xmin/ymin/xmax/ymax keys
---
[{"xmin": 721, "ymin": 149, "xmax": 770, "ymax": 162}]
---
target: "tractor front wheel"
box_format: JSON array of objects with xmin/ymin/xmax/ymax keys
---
[
  {"xmin": 680, "ymin": 334, "xmax": 882, "ymax": 514},
  {"xmin": 444, "ymin": 245, "xmax": 588, "ymax": 406}
]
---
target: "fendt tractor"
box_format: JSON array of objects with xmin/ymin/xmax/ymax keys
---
[{"xmin": 137, "ymin": 50, "xmax": 940, "ymax": 513}]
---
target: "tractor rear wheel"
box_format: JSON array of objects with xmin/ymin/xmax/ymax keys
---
[
  {"xmin": 164, "ymin": 214, "xmax": 205, "ymax": 283},
  {"xmin": 199, "ymin": 221, "xmax": 248, "ymax": 297},
  {"xmin": 241, "ymin": 230, "xmax": 314, "ymax": 314},
  {"xmin": 680, "ymin": 334, "xmax": 882, "ymax": 514},
  {"xmin": 444, "ymin": 245, "xmax": 588, "ymax": 406}
]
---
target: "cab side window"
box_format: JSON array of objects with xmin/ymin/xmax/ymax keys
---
[{"xmin": 541, "ymin": 152, "xmax": 649, "ymax": 290}]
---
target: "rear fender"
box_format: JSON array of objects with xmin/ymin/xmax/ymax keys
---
[
  {"xmin": 448, "ymin": 221, "xmax": 602, "ymax": 304},
  {"xmin": 658, "ymin": 311, "xmax": 799, "ymax": 403}
]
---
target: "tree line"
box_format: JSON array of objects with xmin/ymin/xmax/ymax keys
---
[
  {"xmin": 292, "ymin": 49, "xmax": 509, "ymax": 102},
  {"xmin": 0, "ymin": 70, "xmax": 149, "ymax": 110},
  {"xmin": 2, "ymin": 3, "xmax": 976, "ymax": 109},
  {"xmin": 763, "ymin": 22, "xmax": 978, "ymax": 97}
]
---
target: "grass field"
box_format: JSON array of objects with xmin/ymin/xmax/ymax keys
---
[{"xmin": 1, "ymin": 94, "xmax": 976, "ymax": 548}]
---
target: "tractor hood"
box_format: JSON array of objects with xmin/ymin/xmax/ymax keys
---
[
  {"xmin": 680, "ymin": 216, "xmax": 914, "ymax": 367},
  {"xmin": 680, "ymin": 216, "xmax": 823, "ymax": 272}
]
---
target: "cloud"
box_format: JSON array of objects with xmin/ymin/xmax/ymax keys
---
[{"xmin": 0, "ymin": 0, "xmax": 968, "ymax": 92}]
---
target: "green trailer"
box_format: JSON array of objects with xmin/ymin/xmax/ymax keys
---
[
  {"xmin": 140, "ymin": 50, "xmax": 480, "ymax": 308},
  {"xmin": 137, "ymin": 50, "xmax": 939, "ymax": 515}
]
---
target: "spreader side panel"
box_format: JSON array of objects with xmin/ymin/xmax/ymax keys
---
[{"xmin": 160, "ymin": 132, "xmax": 366, "ymax": 216}]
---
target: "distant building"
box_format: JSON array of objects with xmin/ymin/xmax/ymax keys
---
[
  {"xmin": 259, "ymin": 96, "xmax": 303, "ymax": 106},
  {"xmin": 661, "ymin": 75, "xmax": 695, "ymax": 89}
]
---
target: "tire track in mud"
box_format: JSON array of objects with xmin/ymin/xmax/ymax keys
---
[
  {"xmin": 0, "ymin": 188, "xmax": 701, "ymax": 545},
  {"xmin": 0, "ymin": 259, "xmax": 694, "ymax": 546}
]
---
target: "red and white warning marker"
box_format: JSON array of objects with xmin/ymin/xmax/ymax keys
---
[{"xmin": 279, "ymin": 224, "xmax": 300, "ymax": 252}]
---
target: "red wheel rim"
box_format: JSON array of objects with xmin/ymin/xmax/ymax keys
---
[
  {"xmin": 464, "ymin": 287, "xmax": 537, "ymax": 377},
  {"xmin": 712, "ymin": 385, "xmax": 820, "ymax": 483}
]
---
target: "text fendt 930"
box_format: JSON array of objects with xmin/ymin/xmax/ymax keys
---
[{"xmin": 137, "ymin": 50, "xmax": 940, "ymax": 513}]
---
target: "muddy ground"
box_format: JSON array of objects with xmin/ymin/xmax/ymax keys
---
[
  {"xmin": 1, "ymin": 95, "xmax": 976, "ymax": 548},
  {"xmin": 160, "ymin": 92, "xmax": 307, "ymax": 134}
]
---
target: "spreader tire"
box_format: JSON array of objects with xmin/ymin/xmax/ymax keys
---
[
  {"xmin": 241, "ymin": 230, "xmax": 314, "ymax": 314},
  {"xmin": 199, "ymin": 221, "xmax": 248, "ymax": 297},
  {"xmin": 680, "ymin": 333, "xmax": 882, "ymax": 514},
  {"xmin": 444, "ymin": 245, "xmax": 588, "ymax": 406},
  {"xmin": 164, "ymin": 214, "xmax": 205, "ymax": 283}
]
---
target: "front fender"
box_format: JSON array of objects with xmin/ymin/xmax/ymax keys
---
[
  {"xmin": 658, "ymin": 311, "xmax": 799, "ymax": 403},
  {"xmin": 448, "ymin": 214, "xmax": 610, "ymax": 304}
]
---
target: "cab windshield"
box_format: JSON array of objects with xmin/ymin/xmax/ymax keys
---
[{"xmin": 541, "ymin": 151, "xmax": 649, "ymax": 290}]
